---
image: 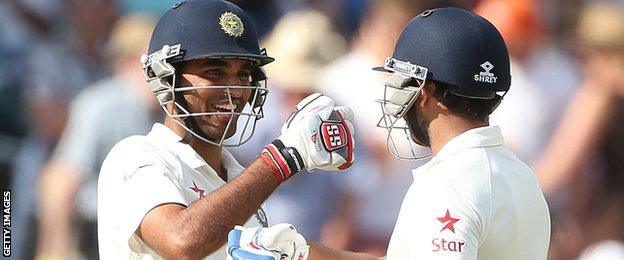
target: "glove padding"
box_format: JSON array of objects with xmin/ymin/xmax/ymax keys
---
[
  {"xmin": 282, "ymin": 93, "xmax": 355, "ymax": 171},
  {"xmin": 227, "ymin": 223, "xmax": 309, "ymax": 260},
  {"xmin": 261, "ymin": 93, "xmax": 355, "ymax": 182}
]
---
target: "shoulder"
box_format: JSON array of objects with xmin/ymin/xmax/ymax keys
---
[
  {"xmin": 451, "ymin": 147, "xmax": 492, "ymax": 170},
  {"xmin": 109, "ymin": 134, "xmax": 177, "ymax": 163},
  {"xmin": 485, "ymin": 145, "xmax": 535, "ymax": 176},
  {"xmin": 422, "ymin": 147, "xmax": 493, "ymax": 194},
  {"xmin": 409, "ymin": 148, "xmax": 495, "ymax": 221},
  {"xmin": 100, "ymin": 134, "xmax": 179, "ymax": 178}
]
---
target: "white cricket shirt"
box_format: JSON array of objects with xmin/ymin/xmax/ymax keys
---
[
  {"xmin": 386, "ymin": 126, "xmax": 550, "ymax": 260},
  {"xmin": 97, "ymin": 123, "xmax": 267, "ymax": 259}
]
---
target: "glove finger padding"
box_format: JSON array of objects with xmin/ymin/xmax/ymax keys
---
[
  {"xmin": 333, "ymin": 105, "xmax": 354, "ymax": 121},
  {"xmin": 258, "ymin": 223, "xmax": 309, "ymax": 259},
  {"xmin": 282, "ymin": 93, "xmax": 336, "ymax": 133},
  {"xmin": 257, "ymin": 223, "xmax": 300, "ymax": 247},
  {"xmin": 227, "ymin": 226, "xmax": 279, "ymax": 260},
  {"xmin": 227, "ymin": 224, "xmax": 309, "ymax": 260}
]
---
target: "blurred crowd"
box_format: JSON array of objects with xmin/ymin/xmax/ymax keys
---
[{"xmin": 1, "ymin": 0, "xmax": 623, "ymax": 259}]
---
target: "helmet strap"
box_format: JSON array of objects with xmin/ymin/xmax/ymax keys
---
[{"xmin": 173, "ymin": 91, "xmax": 220, "ymax": 144}]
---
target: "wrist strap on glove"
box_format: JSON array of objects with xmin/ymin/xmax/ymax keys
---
[{"xmin": 260, "ymin": 140, "xmax": 306, "ymax": 183}]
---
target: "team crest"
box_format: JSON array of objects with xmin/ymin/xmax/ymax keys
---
[{"xmin": 219, "ymin": 12, "xmax": 244, "ymax": 37}]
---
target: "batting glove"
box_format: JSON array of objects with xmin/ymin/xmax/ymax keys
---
[
  {"xmin": 227, "ymin": 223, "xmax": 309, "ymax": 260},
  {"xmin": 259, "ymin": 93, "xmax": 355, "ymax": 183}
]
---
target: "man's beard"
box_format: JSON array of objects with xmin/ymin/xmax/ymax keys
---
[{"xmin": 404, "ymin": 106, "xmax": 431, "ymax": 147}]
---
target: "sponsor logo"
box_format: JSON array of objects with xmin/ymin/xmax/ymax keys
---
[
  {"xmin": 320, "ymin": 122, "xmax": 347, "ymax": 151},
  {"xmin": 432, "ymin": 238, "xmax": 465, "ymax": 252},
  {"xmin": 432, "ymin": 209, "xmax": 464, "ymax": 253},
  {"xmin": 311, "ymin": 130, "xmax": 323, "ymax": 152},
  {"xmin": 474, "ymin": 61, "xmax": 497, "ymax": 83},
  {"xmin": 287, "ymin": 148, "xmax": 302, "ymax": 172},
  {"xmin": 437, "ymin": 209, "xmax": 460, "ymax": 233},
  {"xmin": 189, "ymin": 181, "xmax": 205, "ymax": 198}
]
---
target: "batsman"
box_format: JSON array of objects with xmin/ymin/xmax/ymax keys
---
[
  {"xmin": 97, "ymin": 1, "xmax": 355, "ymax": 259},
  {"xmin": 228, "ymin": 7, "xmax": 551, "ymax": 260}
]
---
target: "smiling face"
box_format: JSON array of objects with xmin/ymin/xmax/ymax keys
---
[{"xmin": 175, "ymin": 58, "xmax": 255, "ymax": 141}]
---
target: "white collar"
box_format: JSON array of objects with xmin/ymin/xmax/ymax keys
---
[
  {"xmin": 147, "ymin": 123, "xmax": 244, "ymax": 179},
  {"xmin": 413, "ymin": 125, "xmax": 504, "ymax": 175}
]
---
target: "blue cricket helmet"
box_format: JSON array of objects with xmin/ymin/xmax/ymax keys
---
[
  {"xmin": 375, "ymin": 7, "xmax": 511, "ymax": 160},
  {"xmin": 148, "ymin": 0, "xmax": 274, "ymax": 66},
  {"xmin": 140, "ymin": 0, "xmax": 274, "ymax": 147},
  {"xmin": 380, "ymin": 7, "xmax": 511, "ymax": 99}
]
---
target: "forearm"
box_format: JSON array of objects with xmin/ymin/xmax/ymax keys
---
[
  {"xmin": 173, "ymin": 158, "xmax": 279, "ymax": 255},
  {"xmin": 309, "ymin": 243, "xmax": 381, "ymax": 260}
]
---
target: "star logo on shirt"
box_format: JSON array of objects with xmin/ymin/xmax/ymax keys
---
[
  {"xmin": 437, "ymin": 209, "xmax": 460, "ymax": 233},
  {"xmin": 189, "ymin": 181, "xmax": 205, "ymax": 198}
]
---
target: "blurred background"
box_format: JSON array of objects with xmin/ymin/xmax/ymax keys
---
[{"xmin": 1, "ymin": 0, "xmax": 623, "ymax": 259}]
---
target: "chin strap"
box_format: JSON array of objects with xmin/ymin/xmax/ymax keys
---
[
  {"xmin": 180, "ymin": 131, "xmax": 192, "ymax": 144},
  {"xmin": 174, "ymin": 92, "xmax": 220, "ymax": 144}
]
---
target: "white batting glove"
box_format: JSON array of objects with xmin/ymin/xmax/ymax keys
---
[
  {"xmin": 259, "ymin": 93, "xmax": 355, "ymax": 183},
  {"xmin": 227, "ymin": 223, "xmax": 309, "ymax": 260}
]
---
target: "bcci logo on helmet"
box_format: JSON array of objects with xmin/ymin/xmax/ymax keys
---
[
  {"xmin": 219, "ymin": 12, "xmax": 244, "ymax": 37},
  {"xmin": 474, "ymin": 61, "xmax": 497, "ymax": 84}
]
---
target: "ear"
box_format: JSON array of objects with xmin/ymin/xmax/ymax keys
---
[{"xmin": 417, "ymin": 81, "xmax": 436, "ymax": 106}]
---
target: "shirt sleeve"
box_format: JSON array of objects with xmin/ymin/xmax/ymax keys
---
[
  {"xmin": 400, "ymin": 181, "xmax": 485, "ymax": 259},
  {"xmin": 104, "ymin": 142, "xmax": 189, "ymax": 253}
]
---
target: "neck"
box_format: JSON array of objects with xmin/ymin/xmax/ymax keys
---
[
  {"xmin": 189, "ymin": 138, "xmax": 226, "ymax": 180},
  {"xmin": 163, "ymin": 117, "xmax": 227, "ymax": 181},
  {"xmin": 428, "ymin": 114, "xmax": 487, "ymax": 155}
]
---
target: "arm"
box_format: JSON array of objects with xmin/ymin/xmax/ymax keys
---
[
  {"xmin": 227, "ymin": 184, "xmax": 480, "ymax": 260},
  {"xmin": 227, "ymin": 223, "xmax": 381, "ymax": 260},
  {"xmin": 138, "ymin": 94, "xmax": 355, "ymax": 258},
  {"xmin": 309, "ymin": 243, "xmax": 380, "ymax": 260},
  {"xmin": 138, "ymin": 159, "xmax": 279, "ymax": 259}
]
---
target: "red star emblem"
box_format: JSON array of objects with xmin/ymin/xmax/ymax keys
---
[
  {"xmin": 437, "ymin": 209, "xmax": 460, "ymax": 233},
  {"xmin": 189, "ymin": 181, "xmax": 205, "ymax": 198}
]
